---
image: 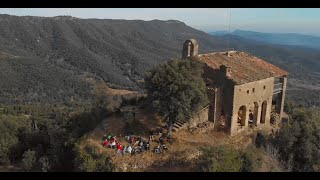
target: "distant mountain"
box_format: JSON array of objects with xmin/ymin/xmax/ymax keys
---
[
  {"xmin": 0, "ymin": 15, "xmax": 319, "ymax": 106},
  {"xmin": 209, "ymin": 30, "xmax": 230, "ymax": 36},
  {"xmin": 210, "ymin": 29, "xmax": 320, "ymax": 50}
]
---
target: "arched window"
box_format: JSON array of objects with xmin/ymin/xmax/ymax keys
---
[
  {"xmin": 182, "ymin": 39, "xmax": 198, "ymax": 59},
  {"xmin": 237, "ymin": 105, "xmax": 246, "ymax": 127},
  {"xmin": 260, "ymin": 101, "xmax": 267, "ymax": 124}
]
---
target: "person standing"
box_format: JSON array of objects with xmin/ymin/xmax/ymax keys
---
[{"xmin": 149, "ymin": 129, "xmax": 155, "ymax": 142}]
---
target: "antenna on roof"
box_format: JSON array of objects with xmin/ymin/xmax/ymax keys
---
[
  {"xmin": 65, "ymin": 8, "xmax": 72, "ymax": 16},
  {"xmin": 227, "ymin": 8, "xmax": 232, "ymax": 50}
]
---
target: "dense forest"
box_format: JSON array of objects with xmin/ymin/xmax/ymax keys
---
[
  {"xmin": 0, "ymin": 14, "xmax": 319, "ymax": 106},
  {"xmin": 1, "ymin": 94, "xmax": 320, "ymax": 172}
]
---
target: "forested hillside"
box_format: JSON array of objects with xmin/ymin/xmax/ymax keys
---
[{"xmin": 0, "ymin": 14, "xmax": 319, "ymax": 106}]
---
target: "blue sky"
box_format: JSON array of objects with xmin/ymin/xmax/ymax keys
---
[{"xmin": 0, "ymin": 8, "xmax": 319, "ymax": 36}]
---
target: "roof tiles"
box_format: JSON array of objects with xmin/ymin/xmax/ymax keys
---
[{"xmin": 196, "ymin": 51, "xmax": 288, "ymax": 84}]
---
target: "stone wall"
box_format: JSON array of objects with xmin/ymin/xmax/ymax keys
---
[
  {"xmin": 186, "ymin": 106, "xmax": 209, "ymax": 128},
  {"xmin": 230, "ymin": 77, "xmax": 274, "ymax": 135}
]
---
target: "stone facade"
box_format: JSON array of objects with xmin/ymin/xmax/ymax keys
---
[
  {"xmin": 181, "ymin": 39, "xmax": 288, "ymax": 136},
  {"xmin": 187, "ymin": 106, "xmax": 209, "ymax": 128}
]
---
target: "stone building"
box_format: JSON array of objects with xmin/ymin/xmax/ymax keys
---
[{"xmin": 181, "ymin": 39, "xmax": 288, "ymax": 136}]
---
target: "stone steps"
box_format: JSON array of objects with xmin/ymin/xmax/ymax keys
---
[{"xmin": 172, "ymin": 119, "xmax": 189, "ymax": 132}]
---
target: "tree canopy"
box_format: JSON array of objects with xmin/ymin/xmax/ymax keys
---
[
  {"xmin": 145, "ymin": 59, "xmax": 209, "ymax": 133},
  {"xmin": 271, "ymin": 106, "xmax": 320, "ymax": 172}
]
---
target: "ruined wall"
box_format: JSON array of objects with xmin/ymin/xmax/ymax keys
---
[
  {"xmin": 230, "ymin": 77, "xmax": 274, "ymax": 135},
  {"xmin": 278, "ymin": 76, "xmax": 287, "ymax": 120},
  {"xmin": 187, "ymin": 106, "xmax": 209, "ymax": 128},
  {"xmin": 203, "ymin": 64, "xmax": 235, "ymax": 132}
]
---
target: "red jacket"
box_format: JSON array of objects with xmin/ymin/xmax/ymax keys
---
[
  {"xmin": 117, "ymin": 144, "xmax": 123, "ymax": 151},
  {"xmin": 103, "ymin": 140, "xmax": 109, "ymax": 146}
]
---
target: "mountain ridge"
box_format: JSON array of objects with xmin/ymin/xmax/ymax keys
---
[{"xmin": 0, "ymin": 14, "xmax": 319, "ymax": 106}]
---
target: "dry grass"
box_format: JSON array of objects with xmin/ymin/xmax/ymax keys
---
[{"xmin": 81, "ymin": 106, "xmax": 269, "ymax": 172}]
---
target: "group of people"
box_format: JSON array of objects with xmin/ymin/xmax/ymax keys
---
[{"xmin": 101, "ymin": 128, "xmax": 171, "ymax": 156}]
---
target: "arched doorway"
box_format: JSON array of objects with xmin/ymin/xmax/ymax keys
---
[
  {"xmin": 220, "ymin": 108, "xmax": 226, "ymax": 128},
  {"xmin": 260, "ymin": 101, "xmax": 267, "ymax": 124},
  {"xmin": 237, "ymin": 105, "xmax": 246, "ymax": 127},
  {"xmin": 253, "ymin": 102, "xmax": 259, "ymax": 125},
  {"xmin": 249, "ymin": 111, "xmax": 254, "ymax": 126}
]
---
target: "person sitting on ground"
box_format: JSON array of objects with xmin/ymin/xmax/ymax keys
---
[
  {"xmin": 140, "ymin": 145, "xmax": 145, "ymax": 153},
  {"xmin": 139, "ymin": 140, "xmax": 144, "ymax": 147},
  {"xmin": 131, "ymin": 148, "xmax": 136, "ymax": 155},
  {"xmin": 107, "ymin": 133, "xmax": 113, "ymax": 141},
  {"xmin": 125, "ymin": 134, "xmax": 131, "ymax": 142},
  {"xmin": 102, "ymin": 139, "xmax": 109, "ymax": 147},
  {"xmin": 134, "ymin": 146, "xmax": 140, "ymax": 154},
  {"xmin": 162, "ymin": 144, "xmax": 168, "ymax": 150},
  {"xmin": 116, "ymin": 143, "xmax": 123, "ymax": 156},
  {"xmin": 134, "ymin": 136, "xmax": 141, "ymax": 146},
  {"xmin": 145, "ymin": 141, "xmax": 150, "ymax": 151},
  {"xmin": 159, "ymin": 136, "xmax": 164, "ymax": 145},
  {"xmin": 157, "ymin": 128, "xmax": 164, "ymax": 137},
  {"xmin": 110, "ymin": 136, "xmax": 114, "ymax": 142},
  {"xmin": 110, "ymin": 136, "xmax": 117, "ymax": 142},
  {"xmin": 110, "ymin": 140, "xmax": 116, "ymax": 149},
  {"xmin": 154, "ymin": 144, "xmax": 161, "ymax": 154},
  {"xmin": 142, "ymin": 141, "xmax": 147, "ymax": 150},
  {"xmin": 130, "ymin": 136, "xmax": 136, "ymax": 145},
  {"xmin": 127, "ymin": 145, "xmax": 132, "ymax": 155},
  {"xmin": 122, "ymin": 145, "xmax": 127, "ymax": 156},
  {"xmin": 137, "ymin": 136, "xmax": 142, "ymax": 142}
]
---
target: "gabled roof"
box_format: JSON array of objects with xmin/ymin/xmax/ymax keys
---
[{"xmin": 196, "ymin": 51, "xmax": 288, "ymax": 85}]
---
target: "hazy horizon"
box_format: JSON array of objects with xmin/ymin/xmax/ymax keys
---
[{"xmin": 0, "ymin": 8, "xmax": 320, "ymax": 36}]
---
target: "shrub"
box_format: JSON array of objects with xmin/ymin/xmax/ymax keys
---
[
  {"xmin": 255, "ymin": 131, "xmax": 268, "ymax": 148},
  {"xmin": 198, "ymin": 146, "xmax": 243, "ymax": 172},
  {"xmin": 241, "ymin": 145, "xmax": 262, "ymax": 172},
  {"xmin": 73, "ymin": 144, "xmax": 114, "ymax": 172},
  {"xmin": 21, "ymin": 150, "xmax": 36, "ymax": 171},
  {"xmin": 38, "ymin": 156, "xmax": 50, "ymax": 172}
]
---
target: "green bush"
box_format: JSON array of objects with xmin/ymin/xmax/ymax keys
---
[
  {"xmin": 73, "ymin": 144, "xmax": 114, "ymax": 172},
  {"xmin": 21, "ymin": 150, "xmax": 36, "ymax": 171},
  {"xmin": 255, "ymin": 131, "xmax": 268, "ymax": 148},
  {"xmin": 0, "ymin": 115, "xmax": 32, "ymax": 164},
  {"xmin": 199, "ymin": 146, "xmax": 243, "ymax": 172},
  {"xmin": 241, "ymin": 145, "xmax": 262, "ymax": 172}
]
